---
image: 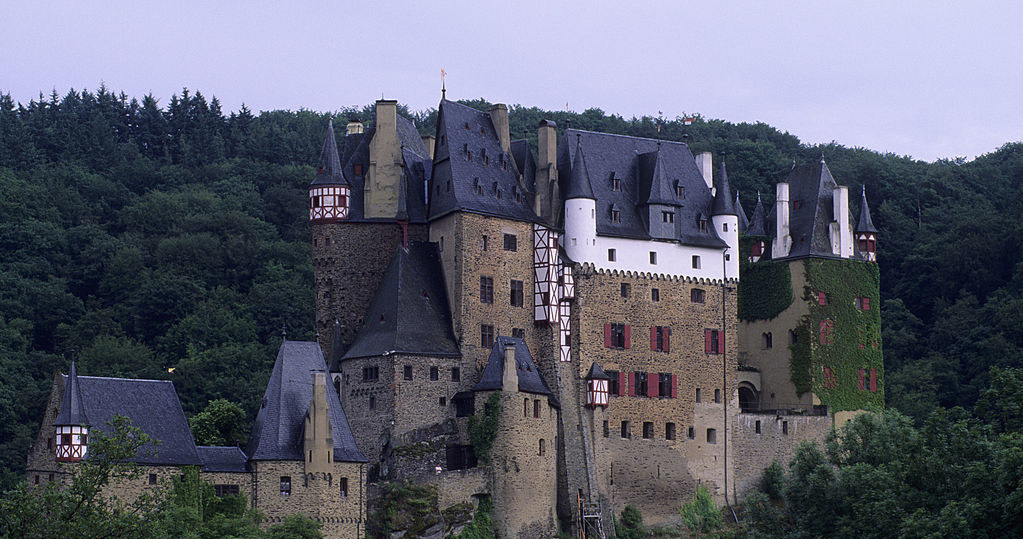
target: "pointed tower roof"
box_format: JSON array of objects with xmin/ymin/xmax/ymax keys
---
[
  {"xmin": 310, "ymin": 119, "xmax": 348, "ymax": 187},
  {"xmin": 564, "ymin": 136, "xmax": 596, "ymax": 200},
  {"xmin": 472, "ymin": 336, "xmax": 552, "ymax": 395},
  {"xmin": 856, "ymin": 186, "xmax": 878, "ymax": 233},
  {"xmin": 711, "ymin": 160, "xmax": 737, "ymax": 216},
  {"xmin": 638, "ymin": 145, "xmax": 681, "ymax": 206},
  {"xmin": 54, "ymin": 361, "xmax": 89, "ymax": 426},
  {"xmin": 746, "ymin": 192, "xmax": 769, "ymax": 237},
  {"xmin": 585, "ymin": 361, "xmax": 611, "ymax": 380},
  {"xmin": 735, "ymin": 191, "xmax": 749, "ymax": 233}
]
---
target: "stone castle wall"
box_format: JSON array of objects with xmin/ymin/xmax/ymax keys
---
[
  {"xmin": 250, "ymin": 460, "xmax": 365, "ymax": 539},
  {"xmin": 731, "ymin": 412, "xmax": 832, "ymax": 497}
]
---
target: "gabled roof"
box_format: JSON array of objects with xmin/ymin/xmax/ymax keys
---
[
  {"xmin": 711, "ymin": 160, "xmax": 737, "ymax": 216},
  {"xmin": 779, "ymin": 160, "xmax": 847, "ymax": 258},
  {"xmin": 197, "ymin": 446, "xmax": 248, "ymax": 473},
  {"xmin": 310, "ymin": 119, "xmax": 348, "ymax": 187},
  {"xmin": 58, "ymin": 372, "xmax": 201, "ymax": 466},
  {"xmin": 856, "ymin": 186, "xmax": 877, "ymax": 233},
  {"xmin": 638, "ymin": 147, "xmax": 681, "ymax": 207},
  {"xmin": 558, "ymin": 129, "xmax": 726, "ymax": 248},
  {"xmin": 585, "ymin": 362, "xmax": 611, "ymax": 380},
  {"xmin": 735, "ymin": 192, "xmax": 749, "ymax": 233},
  {"xmin": 54, "ymin": 361, "xmax": 88, "ymax": 426},
  {"xmin": 472, "ymin": 336, "xmax": 552, "ymax": 395},
  {"xmin": 247, "ymin": 340, "xmax": 365, "ymax": 463},
  {"xmin": 343, "ymin": 241, "xmax": 460, "ymax": 360},
  {"xmin": 428, "ymin": 100, "xmax": 539, "ymax": 223},
  {"xmin": 746, "ymin": 193, "xmax": 769, "ymax": 237}
]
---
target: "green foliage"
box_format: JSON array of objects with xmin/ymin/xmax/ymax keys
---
[
  {"xmin": 679, "ymin": 484, "xmax": 724, "ymax": 533},
  {"xmin": 795, "ymin": 259, "xmax": 884, "ymax": 411},
  {"xmin": 189, "ymin": 398, "xmax": 249, "ymax": 447},
  {"xmin": 737, "ymin": 238, "xmax": 793, "ymax": 321},
  {"xmin": 366, "ymin": 480, "xmax": 440, "ymax": 538},
  {"xmin": 265, "ymin": 514, "xmax": 323, "ymax": 539},
  {"xmin": 449, "ymin": 496, "xmax": 495, "ymax": 539},
  {"xmin": 614, "ymin": 505, "xmax": 646, "ymax": 539},
  {"xmin": 975, "ymin": 367, "xmax": 1023, "ymax": 433},
  {"xmin": 467, "ymin": 393, "xmax": 501, "ymax": 465},
  {"xmin": 760, "ymin": 461, "xmax": 784, "ymax": 501}
]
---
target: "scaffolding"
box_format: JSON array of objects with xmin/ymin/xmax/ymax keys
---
[{"xmin": 578, "ymin": 497, "xmax": 606, "ymax": 539}]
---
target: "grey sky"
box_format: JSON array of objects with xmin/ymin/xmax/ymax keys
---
[{"xmin": 2, "ymin": 1, "xmax": 1021, "ymax": 162}]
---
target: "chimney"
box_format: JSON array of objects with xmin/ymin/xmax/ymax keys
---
[
  {"xmin": 774, "ymin": 182, "xmax": 791, "ymax": 257},
  {"xmin": 832, "ymin": 186, "xmax": 851, "ymax": 257},
  {"xmin": 489, "ymin": 104, "xmax": 511, "ymax": 155},
  {"xmin": 304, "ymin": 372, "xmax": 334, "ymax": 474},
  {"xmin": 536, "ymin": 120, "xmax": 558, "ymax": 219},
  {"xmin": 502, "ymin": 342, "xmax": 518, "ymax": 393},
  {"xmin": 421, "ymin": 135, "xmax": 436, "ymax": 159},
  {"xmin": 346, "ymin": 121, "xmax": 364, "ymax": 136},
  {"xmin": 696, "ymin": 152, "xmax": 713, "ymax": 190},
  {"xmin": 375, "ymin": 100, "xmax": 397, "ymax": 137},
  {"xmin": 365, "ymin": 100, "xmax": 401, "ymax": 219}
]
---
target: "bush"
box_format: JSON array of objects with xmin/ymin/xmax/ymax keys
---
[
  {"xmin": 679, "ymin": 485, "xmax": 723, "ymax": 533},
  {"xmin": 615, "ymin": 505, "xmax": 646, "ymax": 539},
  {"xmin": 761, "ymin": 461, "xmax": 785, "ymax": 501}
]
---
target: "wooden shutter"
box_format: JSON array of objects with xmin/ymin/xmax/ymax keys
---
[
  {"xmin": 604, "ymin": 323, "xmax": 612, "ymax": 348},
  {"xmin": 648, "ymin": 373, "xmax": 659, "ymax": 397},
  {"xmin": 627, "ymin": 372, "xmax": 636, "ymax": 396},
  {"xmin": 869, "ymin": 369, "xmax": 877, "ymax": 392},
  {"xmin": 718, "ymin": 331, "xmax": 725, "ymax": 355},
  {"xmin": 818, "ymin": 292, "xmax": 826, "ymax": 305},
  {"xmin": 863, "ymin": 297, "xmax": 870, "ymax": 310},
  {"xmin": 618, "ymin": 371, "xmax": 628, "ymax": 396},
  {"xmin": 650, "ymin": 326, "xmax": 657, "ymax": 351},
  {"xmin": 664, "ymin": 328, "xmax": 670, "ymax": 353},
  {"xmin": 624, "ymin": 325, "xmax": 631, "ymax": 348},
  {"xmin": 670, "ymin": 374, "xmax": 677, "ymax": 398},
  {"xmin": 705, "ymin": 329, "xmax": 712, "ymax": 353},
  {"xmin": 858, "ymin": 369, "xmax": 864, "ymax": 390}
]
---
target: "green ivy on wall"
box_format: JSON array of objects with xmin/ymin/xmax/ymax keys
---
[
  {"xmin": 791, "ymin": 258, "xmax": 884, "ymax": 411},
  {"xmin": 468, "ymin": 393, "xmax": 502, "ymax": 465},
  {"xmin": 737, "ymin": 236, "xmax": 793, "ymax": 321}
]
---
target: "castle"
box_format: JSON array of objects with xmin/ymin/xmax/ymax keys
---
[{"xmin": 26, "ymin": 97, "xmax": 881, "ymax": 538}]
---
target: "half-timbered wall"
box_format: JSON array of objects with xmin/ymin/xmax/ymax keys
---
[{"xmin": 310, "ymin": 186, "xmax": 350, "ymax": 221}]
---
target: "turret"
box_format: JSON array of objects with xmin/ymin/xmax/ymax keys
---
[
  {"xmin": 746, "ymin": 192, "xmax": 769, "ymax": 263},
  {"xmin": 563, "ymin": 136, "xmax": 597, "ymax": 263},
  {"xmin": 710, "ymin": 159, "xmax": 740, "ymax": 279},
  {"xmin": 735, "ymin": 191, "xmax": 749, "ymax": 234},
  {"xmin": 54, "ymin": 362, "xmax": 89, "ymax": 462},
  {"xmin": 856, "ymin": 186, "xmax": 878, "ymax": 262},
  {"xmin": 638, "ymin": 145, "xmax": 682, "ymax": 240},
  {"xmin": 585, "ymin": 362, "xmax": 611, "ymax": 408},
  {"xmin": 309, "ymin": 119, "xmax": 350, "ymax": 221}
]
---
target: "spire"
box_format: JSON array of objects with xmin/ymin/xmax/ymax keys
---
[
  {"xmin": 746, "ymin": 191, "xmax": 769, "ymax": 237},
  {"xmin": 711, "ymin": 159, "xmax": 737, "ymax": 216},
  {"xmin": 564, "ymin": 135, "xmax": 595, "ymax": 200},
  {"xmin": 310, "ymin": 119, "xmax": 348, "ymax": 187},
  {"xmin": 735, "ymin": 191, "xmax": 749, "ymax": 233},
  {"xmin": 639, "ymin": 144, "xmax": 679, "ymax": 206},
  {"xmin": 856, "ymin": 186, "xmax": 878, "ymax": 233},
  {"xmin": 54, "ymin": 361, "xmax": 89, "ymax": 426}
]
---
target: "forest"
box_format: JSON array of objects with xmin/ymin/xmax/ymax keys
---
[{"xmin": 1, "ymin": 87, "xmax": 1022, "ymax": 536}]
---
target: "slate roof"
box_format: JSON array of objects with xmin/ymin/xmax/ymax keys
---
[
  {"xmin": 326, "ymin": 113, "xmax": 432, "ymax": 223},
  {"xmin": 54, "ymin": 362, "xmax": 88, "ymax": 426},
  {"xmin": 428, "ymin": 100, "xmax": 539, "ymax": 223},
  {"xmin": 767, "ymin": 161, "xmax": 857, "ymax": 259},
  {"xmin": 558, "ymin": 129, "xmax": 727, "ymax": 248},
  {"xmin": 472, "ymin": 336, "xmax": 552, "ymax": 395},
  {"xmin": 735, "ymin": 193, "xmax": 749, "ymax": 233},
  {"xmin": 342, "ymin": 241, "xmax": 460, "ymax": 360},
  {"xmin": 326, "ymin": 317, "xmax": 345, "ymax": 374},
  {"xmin": 711, "ymin": 160, "xmax": 737, "ymax": 216},
  {"xmin": 638, "ymin": 147, "xmax": 681, "ymax": 207},
  {"xmin": 310, "ymin": 119, "xmax": 348, "ymax": 187},
  {"xmin": 58, "ymin": 372, "xmax": 201, "ymax": 466},
  {"xmin": 564, "ymin": 136, "xmax": 595, "ymax": 200},
  {"xmin": 197, "ymin": 446, "xmax": 248, "ymax": 473},
  {"xmin": 746, "ymin": 193, "xmax": 769, "ymax": 237},
  {"xmin": 585, "ymin": 362, "xmax": 611, "ymax": 380},
  {"xmin": 247, "ymin": 340, "xmax": 366, "ymax": 462},
  {"xmin": 510, "ymin": 139, "xmax": 536, "ymax": 188},
  {"xmin": 856, "ymin": 186, "xmax": 877, "ymax": 233}
]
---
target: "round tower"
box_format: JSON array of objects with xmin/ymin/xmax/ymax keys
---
[
  {"xmin": 710, "ymin": 159, "xmax": 740, "ymax": 279},
  {"xmin": 54, "ymin": 362, "xmax": 89, "ymax": 462},
  {"xmin": 309, "ymin": 119, "xmax": 350, "ymax": 222},
  {"xmin": 855, "ymin": 186, "xmax": 878, "ymax": 263},
  {"xmin": 563, "ymin": 136, "xmax": 598, "ymax": 262}
]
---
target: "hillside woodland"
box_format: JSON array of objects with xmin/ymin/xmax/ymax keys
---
[{"xmin": 1, "ymin": 88, "xmax": 1022, "ymax": 536}]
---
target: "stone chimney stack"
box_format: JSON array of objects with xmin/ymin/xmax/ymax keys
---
[
  {"xmin": 536, "ymin": 120, "xmax": 558, "ymax": 220},
  {"xmin": 774, "ymin": 182, "xmax": 791, "ymax": 258},
  {"xmin": 421, "ymin": 135, "xmax": 436, "ymax": 159},
  {"xmin": 489, "ymin": 104, "xmax": 511, "ymax": 154},
  {"xmin": 696, "ymin": 152, "xmax": 714, "ymax": 190},
  {"xmin": 304, "ymin": 372, "xmax": 334, "ymax": 474},
  {"xmin": 346, "ymin": 121, "xmax": 364, "ymax": 136},
  {"xmin": 832, "ymin": 186, "xmax": 851, "ymax": 257},
  {"xmin": 365, "ymin": 99, "xmax": 401, "ymax": 219},
  {"xmin": 502, "ymin": 343, "xmax": 518, "ymax": 393}
]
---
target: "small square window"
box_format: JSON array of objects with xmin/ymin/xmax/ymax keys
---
[
  {"xmin": 512, "ymin": 328, "xmax": 525, "ymax": 339},
  {"xmin": 706, "ymin": 428, "xmax": 717, "ymax": 444},
  {"xmin": 649, "ymin": 252, "xmax": 657, "ymax": 264},
  {"xmin": 665, "ymin": 422, "xmax": 676, "ymax": 440},
  {"xmin": 651, "ymin": 288, "xmax": 660, "ymax": 302},
  {"xmin": 404, "ymin": 365, "xmax": 413, "ymax": 380},
  {"xmin": 503, "ymin": 234, "xmax": 517, "ymax": 251},
  {"xmin": 608, "ymin": 249, "xmax": 617, "ymax": 262},
  {"xmin": 280, "ymin": 476, "xmax": 291, "ymax": 496},
  {"xmin": 481, "ymin": 324, "xmax": 495, "ymax": 348},
  {"xmin": 148, "ymin": 473, "xmax": 157, "ymax": 485},
  {"xmin": 451, "ymin": 367, "xmax": 460, "ymax": 381},
  {"xmin": 642, "ymin": 422, "xmax": 654, "ymax": 439},
  {"xmin": 430, "ymin": 366, "xmax": 439, "ymax": 381},
  {"xmin": 691, "ymin": 288, "xmax": 705, "ymax": 303},
  {"xmin": 439, "ymin": 396, "xmax": 446, "ymax": 406},
  {"xmin": 692, "ymin": 255, "xmax": 701, "ymax": 269},
  {"xmin": 620, "ymin": 283, "xmax": 630, "ymax": 298},
  {"xmin": 662, "ymin": 211, "xmax": 674, "ymax": 223}
]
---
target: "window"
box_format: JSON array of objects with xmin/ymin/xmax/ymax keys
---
[
  {"xmin": 482, "ymin": 235, "xmax": 488, "ymax": 251},
  {"xmin": 353, "ymin": 164, "xmax": 363, "ymax": 176},
  {"xmin": 723, "ymin": 223, "xmax": 729, "ymax": 232},
  {"xmin": 48, "ymin": 473, "xmax": 53, "ymax": 481},
  {"xmin": 480, "ymin": 276, "xmax": 494, "ymax": 303},
  {"xmin": 855, "ymin": 296, "xmax": 871, "ymax": 310},
  {"xmin": 430, "ymin": 366, "xmax": 439, "ymax": 381},
  {"xmin": 691, "ymin": 288, "xmax": 705, "ymax": 303},
  {"xmin": 649, "ymin": 252, "xmax": 657, "ymax": 265},
  {"xmin": 634, "ymin": 372, "xmax": 648, "ymax": 396},
  {"xmin": 662, "ymin": 211, "xmax": 674, "ymax": 223},
  {"xmin": 611, "ymin": 177, "xmax": 621, "ymax": 191},
  {"xmin": 148, "ymin": 473, "xmax": 157, "ymax": 485},
  {"xmin": 608, "ymin": 249, "xmax": 617, "ymax": 262},
  {"xmin": 675, "ymin": 183, "xmax": 685, "ymax": 198},
  {"xmin": 651, "ymin": 326, "xmax": 670, "ymax": 352},
  {"xmin": 439, "ymin": 396, "xmax": 446, "ymax": 406},
  {"xmin": 793, "ymin": 200, "xmax": 802, "ymax": 210},
  {"xmin": 755, "ymin": 420, "xmax": 761, "ymax": 434},
  {"xmin": 512, "ymin": 328, "xmax": 525, "ymax": 339},
  {"xmin": 503, "ymin": 233, "xmax": 517, "ymax": 251},
  {"xmin": 605, "ymin": 323, "xmax": 628, "ymax": 349},
  {"xmin": 340, "ymin": 477, "xmax": 349, "ymax": 498},
  {"xmin": 666, "ymin": 422, "xmax": 676, "ymax": 440},
  {"xmin": 324, "ymin": 237, "xmax": 331, "ymax": 247},
  {"xmin": 454, "ymin": 393, "xmax": 475, "ymax": 417},
  {"xmin": 404, "ymin": 365, "xmax": 413, "ymax": 380},
  {"xmin": 47, "ymin": 437, "xmax": 53, "ymax": 449},
  {"xmin": 446, "ymin": 445, "xmax": 478, "ymax": 470},
  {"xmin": 643, "ymin": 422, "xmax": 654, "ymax": 439},
  {"xmin": 858, "ymin": 368, "xmax": 878, "ymax": 392},
  {"xmin": 714, "ymin": 388, "xmax": 721, "ymax": 403},
  {"xmin": 651, "ymin": 288, "xmax": 660, "ymax": 302},
  {"xmin": 524, "ymin": 398, "xmax": 529, "ymax": 417},
  {"xmin": 451, "ymin": 367, "xmax": 460, "ymax": 382},
  {"xmin": 603, "ymin": 420, "xmax": 610, "ymax": 438},
  {"xmin": 369, "ymin": 395, "xmax": 376, "ymax": 410},
  {"xmin": 620, "ymin": 283, "xmax": 631, "ymax": 298},
  {"xmin": 818, "ymin": 292, "xmax": 828, "ymax": 305},
  {"xmin": 820, "ymin": 319, "xmax": 834, "ymax": 345},
  {"xmin": 658, "ymin": 373, "xmax": 673, "ymax": 396},
  {"xmin": 621, "ymin": 421, "xmax": 630, "ymax": 438},
  {"xmin": 606, "ymin": 370, "xmax": 619, "ymax": 395},
  {"xmin": 538, "ymin": 439, "xmax": 546, "ymax": 456},
  {"xmin": 705, "ymin": 329, "xmax": 722, "ymax": 354},
  {"xmin": 362, "ymin": 366, "xmax": 379, "ymax": 382},
  {"xmin": 688, "ymin": 426, "xmax": 695, "ymax": 440},
  {"xmin": 698, "ymin": 219, "xmax": 708, "ymax": 232},
  {"xmin": 439, "ymin": 236, "xmax": 444, "ymax": 251},
  {"xmin": 280, "ymin": 476, "xmax": 291, "ymax": 496},
  {"xmin": 706, "ymin": 428, "xmax": 717, "ymax": 444},
  {"xmin": 611, "ymin": 209, "xmax": 621, "ymax": 223},
  {"xmin": 782, "ymin": 421, "xmax": 789, "ymax": 435},
  {"xmin": 692, "ymin": 255, "xmax": 701, "ymax": 269},
  {"xmin": 762, "ymin": 332, "xmax": 773, "ymax": 349},
  {"xmin": 215, "ymin": 484, "xmax": 239, "ymax": 497},
  {"xmin": 510, "ymin": 280, "xmax": 524, "ymax": 307},
  {"xmin": 696, "ymin": 388, "xmax": 702, "ymax": 402},
  {"xmin": 533, "ymin": 399, "xmax": 541, "ymax": 418}
]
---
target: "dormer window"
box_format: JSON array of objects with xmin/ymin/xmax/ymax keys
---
[
  {"xmin": 354, "ymin": 164, "xmax": 363, "ymax": 176},
  {"xmin": 464, "ymin": 122, "xmax": 470, "ymax": 129},
  {"xmin": 698, "ymin": 218, "xmax": 707, "ymax": 232},
  {"xmin": 611, "ymin": 175, "xmax": 621, "ymax": 191},
  {"xmin": 674, "ymin": 181, "xmax": 685, "ymax": 198},
  {"xmin": 473, "ymin": 178, "xmax": 482, "ymax": 195},
  {"xmin": 662, "ymin": 211, "xmax": 674, "ymax": 223},
  {"xmin": 482, "ymin": 148, "xmax": 488, "ymax": 166},
  {"xmin": 611, "ymin": 209, "xmax": 621, "ymax": 223},
  {"xmin": 793, "ymin": 200, "xmax": 802, "ymax": 210}
]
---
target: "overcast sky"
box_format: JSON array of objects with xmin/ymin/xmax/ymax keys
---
[{"xmin": 3, "ymin": 1, "xmax": 1021, "ymax": 162}]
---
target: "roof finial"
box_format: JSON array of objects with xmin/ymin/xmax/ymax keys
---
[
  {"xmin": 757, "ymin": 190, "xmax": 762, "ymax": 202},
  {"xmin": 281, "ymin": 322, "xmax": 287, "ymax": 340},
  {"xmin": 440, "ymin": 68, "xmax": 446, "ymax": 99},
  {"xmin": 820, "ymin": 152, "xmax": 826, "ymax": 164},
  {"xmin": 862, "ymin": 184, "xmax": 866, "ymax": 196}
]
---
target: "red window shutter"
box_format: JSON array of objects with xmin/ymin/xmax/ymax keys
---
[
  {"xmin": 650, "ymin": 326, "xmax": 657, "ymax": 351},
  {"xmin": 718, "ymin": 331, "xmax": 725, "ymax": 355},
  {"xmin": 818, "ymin": 292, "xmax": 826, "ymax": 305},
  {"xmin": 705, "ymin": 329, "xmax": 712, "ymax": 353},
  {"xmin": 624, "ymin": 325, "xmax": 631, "ymax": 349},
  {"xmin": 670, "ymin": 374, "xmax": 677, "ymax": 398},
  {"xmin": 664, "ymin": 328, "xmax": 671, "ymax": 353},
  {"xmin": 870, "ymin": 369, "xmax": 877, "ymax": 392},
  {"xmin": 858, "ymin": 369, "xmax": 864, "ymax": 391},
  {"xmin": 863, "ymin": 297, "xmax": 870, "ymax": 310},
  {"xmin": 604, "ymin": 323, "xmax": 612, "ymax": 348},
  {"xmin": 619, "ymin": 371, "xmax": 628, "ymax": 395},
  {"xmin": 627, "ymin": 372, "xmax": 636, "ymax": 396},
  {"xmin": 648, "ymin": 372, "xmax": 658, "ymax": 397}
]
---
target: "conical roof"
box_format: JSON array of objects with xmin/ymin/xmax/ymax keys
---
[
  {"xmin": 585, "ymin": 361, "xmax": 611, "ymax": 380},
  {"xmin": 856, "ymin": 186, "xmax": 877, "ymax": 233},
  {"xmin": 735, "ymin": 192, "xmax": 749, "ymax": 233},
  {"xmin": 54, "ymin": 361, "xmax": 89, "ymax": 426},
  {"xmin": 711, "ymin": 160, "xmax": 737, "ymax": 216},
  {"xmin": 564, "ymin": 137, "xmax": 595, "ymax": 200},
  {"xmin": 639, "ymin": 146, "xmax": 681, "ymax": 206},
  {"xmin": 746, "ymin": 192, "xmax": 769, "ymax": 237},
  {"xmin": 310, "ymin": 119, "xmax": 348, "ymax": 187}
]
